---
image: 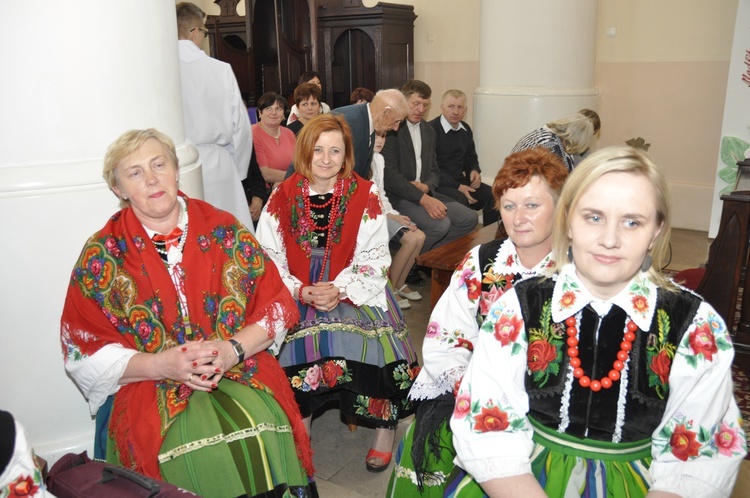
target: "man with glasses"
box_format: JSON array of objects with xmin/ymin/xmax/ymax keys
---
[{"xmin": 176, "ymin": 2, "xmax": 254, "ymax": 231}]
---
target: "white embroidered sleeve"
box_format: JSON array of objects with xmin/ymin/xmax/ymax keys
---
[
  {"xmin": 648, "ymin": 301, "xmax": 746, "ymax": 497},
  {"xmin": 64, "ymin": 343, "xmax": 139, "ymax": 415},
  {"xmin": 331, "ymin": 184, "xmax": 390, "ymax": 309},
  {"xmin": 256, "ymin": 197, "xmax": 302, "ymax": 296},
  {"xmin": 450, "ymin": 289, "xmax": 536, "ymax": 482},
  {"xmin": 410, "ymin": 245, "xmax": 483, "ymax": 400}
]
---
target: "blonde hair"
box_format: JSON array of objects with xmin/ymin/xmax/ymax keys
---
[
  {"xmin": 294, "ymin": 114, "xmax": 354, "ymax": 180},
  {"xmin": 441, "ymin": 89, "xmax": 467, "ymax": 103},
  {"xmin": 547, "ymin": 112, "xmax": 597, "ymax": 155},
  {"xmin": 551, "ymin": 146, "xmax": 676, "ymax": 291},
  {"xmin": 103, "ymin": 128, "xmax": 178, "ymax": 208}
]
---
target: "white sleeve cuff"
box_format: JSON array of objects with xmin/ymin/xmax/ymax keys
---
[
  {"xmin": 456, "ymin": 456, "xmax": 532, "ymax": 483},
  {"xmin": 650, "ymin": 474, "xmax": 729, "ymax": 498},
  {"xmin": 65, "ymin": 344, "xmax": 138, "ymax": 415}
]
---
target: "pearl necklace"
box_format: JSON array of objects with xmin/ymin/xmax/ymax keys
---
[
  {"xmin": 565, "ymin": 315, "xmax": 637, "ymax": 392},
  {"xmin": 303, "ymin": 179, "xmax": 343, "ymax": 282},
  {"xmin": 153, "ymin": 224, "xmax": 188, "ymax": 258}
]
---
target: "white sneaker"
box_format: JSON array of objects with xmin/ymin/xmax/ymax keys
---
[
  {"xmin": 398, "ymin": 298, "xmax": 411, "ymax": 309},
  {"xmin": 397, "ymin": 285, "xmax": 423, "ymax": 301}
]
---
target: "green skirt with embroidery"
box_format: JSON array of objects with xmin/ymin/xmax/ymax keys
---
[
  {"xmin": 444, "ymin": 418, "xmax": 653, "ymax": 498},
  {"xmin": 387, "ymin": 417, "xmax": 455, "ymax": 497},
  {"xmin": 114, "ymin": 379, "xmax": 313, "ymax": 498}
]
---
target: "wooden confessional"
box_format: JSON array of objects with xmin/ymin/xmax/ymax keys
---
[{"xmin": 205, "ymin": 0, "xmax": 415, "ymax": 107}]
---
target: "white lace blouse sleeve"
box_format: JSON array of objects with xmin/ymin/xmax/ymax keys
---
[
  {"xmin": 255, "ymin": 192, "xmax": 303, "ymax": 296},
  {"xmin": 450, "ymin": 289, "xmax": 537, "ymax": 482},
  {"xmin": 331, "ymin": 183, "xmax": 390, "ymax": 309},
  {"xmin": 648, "ymin": 300, "xmax": 746, "ymax": 498},
  {"xmin": 410, "ymin": 244, "xmax": 484, "ymax": 401}
]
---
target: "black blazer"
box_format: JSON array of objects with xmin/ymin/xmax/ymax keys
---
[{"xmin": 381, "ymin": 120, "xmax": 440, "ymax": 204}]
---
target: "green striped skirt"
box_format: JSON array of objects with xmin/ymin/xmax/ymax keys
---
[
  {"xmin": 157, "ymin": 379, "xmax": 312, "ymax": 498},
  {"xmin": 445, "ymin": 417, "xmax": 653, "ymax": 498}
]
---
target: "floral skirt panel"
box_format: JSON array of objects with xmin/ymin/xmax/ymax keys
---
[{"xmin": 278, "ymin": 257, "xmax": 420, "ymax": 427}]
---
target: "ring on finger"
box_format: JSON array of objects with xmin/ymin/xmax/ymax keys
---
[{"xmin": 188, "ymin": 373, "xmax": 194, "ymax": 383}]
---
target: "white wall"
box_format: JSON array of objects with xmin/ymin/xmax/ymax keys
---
[{"xmin": 0, "ymin": 0, "xmax": 200, "ymax": 463}]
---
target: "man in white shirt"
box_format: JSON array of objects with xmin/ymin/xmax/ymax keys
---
[
  {"xmin": 429, "ymin": 89, "xmax": 498, "ymax": 225},
  {"xmin": 176, "ymin": 2, "xmax": 254, "ymax": 231}
]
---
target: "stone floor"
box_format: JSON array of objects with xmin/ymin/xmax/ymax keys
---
[{"xmin": 307, "ymin": 229, "xmax": 750, "ymax": 498}]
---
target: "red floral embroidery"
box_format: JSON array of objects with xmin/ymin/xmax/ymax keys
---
[
  {"xmin": 505, "ymin": 254, "xmax": 514, "ymax": 266},
  {"xmin": 559, "ymin": 291, "xmax": 576, "ymax": 308},
  {"xmin": 456, "ymin": 252, "xmax": 472, "ymax": 272},
  {"xmin": 527, "ymin": 340, "xmax": 557, "ymax": 372},
  {"xmin": 466, "ymin": 277, "xmax": 481, "ymax": 301},
  {"xmin": 632, "ymin": 295, "xmax": 649, "ymax": 313},
  {"xmin": 9, "ymin": 475, "xmax": 39, "ymax": 497},
  {"xmin": 473, "ymin": 406, "xmax": 510, "ymax": 432},
  {"xmin": 649, "ymin": 349, "xmax": 671, "ymax": 384},
  {"xmin": 366, "ymin": 192, "xmax": 382, "ymax": 219},
  {"xmin": 689, "ymin": 324, "xmax": 718, "ymax": 361},
  {"xmin": 494, "ymin": 314, "xmax": 523, "ymax": 346},
  {"xmin": 455, "ymin": 338, "xmax": 474, "ymax": 350},
  {"xmin": 669, "ymin": 424, "xmax": 701, "ymax": 461},
  {"xmin": 367, "ymin": 398, "xmax": 392, "ymax": 420},
  {"xmin": 322, "ymin": 361, "xmax": 343, "ymax": 388}
]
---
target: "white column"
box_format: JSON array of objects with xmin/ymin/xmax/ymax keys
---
[
  {"xmin": 0, "ymin": 0, "xmax": 201, "ymax": 462},
  {"xmin": 474, "ymin": 0, "xmax": 599, "ymax": 181}
]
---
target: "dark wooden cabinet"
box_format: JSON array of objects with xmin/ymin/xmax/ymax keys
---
[
  {"xmin": 206, "ymin": 0, "xmax": 414, "ymax": 108},
  {"xmin": 317, "ymin": 1, "xmax": 416, "ymax": 108},
  {"xmin": 206, "ymin": 0, "xmax": 316, "ymax": 105}
]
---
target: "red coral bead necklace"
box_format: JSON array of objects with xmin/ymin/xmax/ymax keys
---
[
  {"xmin": 565, "ymin": 315, "xmax": 638, "ymax": 392},
  {"xmin": 303, "ymin": 178, "xmax": 343, "ymax": 282}
]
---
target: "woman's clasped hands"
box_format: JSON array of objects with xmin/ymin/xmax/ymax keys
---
[
  {"xmin": 300, "ymin": 282, "xmax": 341, "ymax": 312},
  {"xmin": 161, "ymin": 338, "xmax": 241, "ymax": 392}
]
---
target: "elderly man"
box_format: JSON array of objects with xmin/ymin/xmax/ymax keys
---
[
  {"xmin": 429, "ymin": 89, "xmax": 498, "ymax": 225},
  {"xmin": 382, "ymin": 80, "xmax": 477, "ymax": 286},
  {"xmin": 332, "ymin": 89, "xmax": 408, "ymax": 178},
  {"xmin": 176, "ymin": 2, "xmax": 253, "ymax": 230}
]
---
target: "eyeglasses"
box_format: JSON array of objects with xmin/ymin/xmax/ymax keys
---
[{"xmin": 191, "ymin": 27, "xmax": 209, "ymax": 36}]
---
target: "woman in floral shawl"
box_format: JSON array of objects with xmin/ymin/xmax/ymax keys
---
[
  {"xmin": 256, "ymin": 114, "xmax": 419, "ymax": 473},
  {"xmin": 60, "ymin": 128, "xmax": 315, "ymax": 498},
  {"xmin": 449, "ymin": 146, "xmax": 746, "ymax": 497},
  {"xmin": 388, "ymin": 147, "xmax": 568, "ymax": 496}
]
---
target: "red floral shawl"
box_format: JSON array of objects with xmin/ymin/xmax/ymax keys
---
[
  {"xmin": 60, "ymin": 194, "xmax": 313, "ymax": 477},
  {"xmin": 266, "ymin": 172, "xmax": 380, "ymax": 284}
]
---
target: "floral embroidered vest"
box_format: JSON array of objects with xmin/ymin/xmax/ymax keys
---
[{"xmin": 514, "ymin": 276, "xmax": 702, "ymax": 442}]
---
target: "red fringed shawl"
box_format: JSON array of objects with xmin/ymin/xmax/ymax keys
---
[
  {"xmin": 60, "ymin": 194, "xmax": 314, "ymax": 478},
  {"xmin": 266, "ymin": 172, "xmax": 375, "ymax": 284}
]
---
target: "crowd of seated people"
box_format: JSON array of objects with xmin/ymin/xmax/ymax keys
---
[{"xmin": 56, "ymin": 10, "xmax": 746, "ymax": 495}]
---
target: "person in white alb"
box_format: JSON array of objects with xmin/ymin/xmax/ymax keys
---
[{"xmin": 176, "ymin": 2, "xmax": 254, "ymax": 231}]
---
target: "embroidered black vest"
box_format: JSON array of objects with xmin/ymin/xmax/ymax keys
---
[{"xmin": 514, "ymin": 276, "xmax": 702, "ymax": 442}]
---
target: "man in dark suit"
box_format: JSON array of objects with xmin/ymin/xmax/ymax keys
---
[
  {"xmin": 382, "ymin": 80, "xmax": 478, "ymax": 258},
  {"xmin": 332, "ymin": 89, "xmax": 408, "ymax": 178}
]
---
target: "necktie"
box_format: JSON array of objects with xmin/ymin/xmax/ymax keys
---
[{"xmin": 152, "ymin": 226, "xmax": 184, "ymax": 249}]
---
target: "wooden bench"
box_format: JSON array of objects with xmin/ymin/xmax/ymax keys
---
[{"xmin": 416, "ymin": 224, "xmax": 503, "ymax": 308}]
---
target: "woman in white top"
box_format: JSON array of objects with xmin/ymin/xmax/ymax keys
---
[{"xmin": 387, "ymin": 147, "xmax": 569, "ymax": 497}]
